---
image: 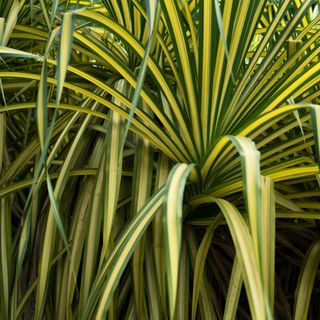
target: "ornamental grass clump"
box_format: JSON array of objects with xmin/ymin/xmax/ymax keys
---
[{"xmin": 1, "ymin": 0, "xmax": 320, "ymax": 319}]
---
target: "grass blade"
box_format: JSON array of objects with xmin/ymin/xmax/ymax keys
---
[
  {"xmin": 214, "ymin": 198, "xmax": 266, "ymax": 319},
  {"xmin": 0, "ymin": 197, "xmax": 11, "ymax": 319},
  {"xmin": 38, "ymin": 0, "xmax": 51, "ymax": 30},
  {"xmin": 37, "ymin": 60, "xmax": 48, "ymax": 151},
  {"xmin": 120, "ymin": 1, "xmax": 160, "ymax": 150},
  {"xmin": 261, "ymin": 176, "xmax": 275, "ymax": 314},
  {"xmin": 0, "ymin": 46, "xmax": 40, "ymax": 58},
  {"xmin": 100, "ymin": 81, "xmax": 126, "ymax": 262},
  {"xmin": 145, "ymin": 232, "xmax": 161, "ymax": 320},
  {"xmin": 176, "ymin": 241, "xmax": 189, "ymax": 320},
  {"xmin": 0, "ymin": 18, "xmax": 4, "ymax": 44},
  {"xmin": 294, "ymin": 240, "xmax": 320, "ymax": 320},
  {"xmin": 228, "ymin": 136, "xmax": 262, "ymax": 264},
  {"xmin": 187, "ymin": 226, "xmax": 217, "ymax": 320},
  {"xmin": 192, "ymin": 213, "xmax": 222, "ymax": 320},
  {"xmin": 35, "ymin": 103, "xmax": 95, "ymax": 319},
  {"xmin": 2, "ymin": 0, "xmax": 19, "ymax": 46},
  {"xmin": 163, "ymin": 163, "xmax": 194, "ymax": 319},
  {"xmin": 131, "ymin": 133, "xmax": 154, "ymax": 319},
  {"xmin": 79, "ymin": 137, "xmax": 106, "ymax": 313},
  {"xmin": 83, "ymin": 187, "xmax": 165, "ymax": 319},
  {"xmin": 223, "ymin": 257, "xmax": 243, "ymax": 320},
  {"xmin": 153, "ymin": 153, "xmax": 169, "ymax": 312},
  {"xmin": 56, "ymin": 11, "xmax": 75, "ymax": 104}
]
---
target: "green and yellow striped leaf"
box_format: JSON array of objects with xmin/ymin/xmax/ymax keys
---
[
  {"xmin": 294, "ymin": 240, "xmax": 320, "ymax": 320},
  {"xmin": 163, "ymin": 163, "xmax": 194, "ymax": 319}
]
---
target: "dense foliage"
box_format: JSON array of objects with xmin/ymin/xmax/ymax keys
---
[{"xmin": 1, "ymin": 0, "xmax": 320, "ymax": 319}]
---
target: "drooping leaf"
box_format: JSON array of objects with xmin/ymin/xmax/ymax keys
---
[{"xmin": 163, "ymin": 163, "xmax": 194, "ymax": 319}]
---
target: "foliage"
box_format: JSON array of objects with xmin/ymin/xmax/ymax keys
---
[{"xmin": 1, "ymin": 0, "xmax": 320, "ymax": 319}]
